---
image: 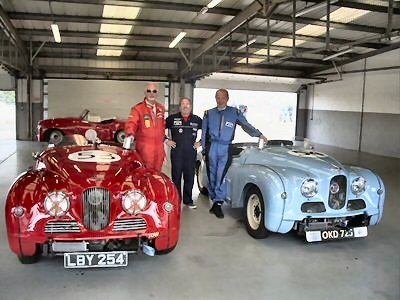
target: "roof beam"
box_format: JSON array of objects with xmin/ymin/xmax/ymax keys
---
[
  {"xmin": 189, "ymin": 1, "xmax": 263, "ymax": 63},
  {"xmin": 306, "ymin": 0, "xmax": 400, "ymax": 15},
  {"xmin": 0, "ymin": 5, "xmax": 29, "ymax": 70},
  {"xmin": 28, "ymin": 0, "xmax": 240, "ymax": 15},
  {"xmin": 270, "ymin": 14, "xmax": 386, "ymax": 34},
  {"xmin": 19, "ymin": 28, "xmax": 384, "ymax": 50},
  {"xmin": 307, "ymin": 42, "xmax": 400, "ymax": 75},
  {"xmin": 8, "ymin": 12, "xmax": 220, "ymax": 31}
]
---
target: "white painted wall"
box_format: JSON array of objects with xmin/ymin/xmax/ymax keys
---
[
  {"xmin": 306, "ymin": 48, "xmax": 400, "ymax": 157},
  {"xmin": 48, "ymin": 80, "xmax": 165, "ymax": 119},
  {"xmin": 310, "ymin": 49, "xmax": 400, "ymax": 115}
]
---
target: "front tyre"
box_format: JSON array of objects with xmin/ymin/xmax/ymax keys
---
[
  {"xmin": 244, "ymin": 186, "xmax": 270, "ymax": 239},
  {"xmin": 115, "ymin": 130, "xmax": 126, "ymax": 144},
  {"xmin": 18, "ymin": 245, "xmax": 42, "ymax": 264}
]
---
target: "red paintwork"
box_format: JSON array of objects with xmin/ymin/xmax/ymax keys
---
[
  {"xmin": 5, "ymin": 143, "xmax": 180, "ymax": 258},
  {"xmin": 37, "ymin": 110, "xmax": 126, "ymax": 143}
]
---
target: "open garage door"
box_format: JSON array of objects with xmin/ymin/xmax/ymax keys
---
[
  {"xmin": 194, "ymin": 88, "xmax": 297, "ymax": 142},
  {"xmin": 0, "ymin": 90, "xmax": 16, "ymax": 140}
]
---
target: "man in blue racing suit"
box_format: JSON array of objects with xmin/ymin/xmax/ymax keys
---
[{"xmin": 201, "ymin": 89, "xmax": 268, "ymax": 219}]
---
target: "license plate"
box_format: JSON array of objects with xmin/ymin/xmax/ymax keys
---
[
  {"xmin": 64, "ymin": 251, "xmax": 128, "ymax": 268},
  {"xmin": 306, "ymin": 226, "xmax": 368, "ymax": 242}
]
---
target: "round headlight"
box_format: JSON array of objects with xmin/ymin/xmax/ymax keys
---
[
  {"xmin": 351, "ymin": 177, "xmax": 366, "ymax": 195},
  {"xmin": 44, "ymin": 191, "xmax": 70, "ymax": 217},
  {"xmin": 122, "ymin": 190, "xmax": 147, "ymax": 215},
  {"xmin": 301, "ymin": 179, "xmax": 318, "ymax": 198}
]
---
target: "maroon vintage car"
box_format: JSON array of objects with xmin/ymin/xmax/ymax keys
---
[
  {"xmin": 5, "ymin": 132, "xmax": 180, "ymax": 268},
  {"xmin": 37, "ymin": 109, "xmax": 126, "ymax": 144}
]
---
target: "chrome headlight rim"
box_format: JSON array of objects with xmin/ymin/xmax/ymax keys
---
[
  {"xmin": 122, "ymin": 190, "xmax": 148, "ymax": 215},
  {"xmin": 44, "ymin": 191, "xmax": 70, "ymax": 217},
  {"xmin": 301, "ymin": 179, "xmax": 318, "ymax": 198},
  {"xmin": 351, "ymin": 176, "xmax": 366, "ymax": 195}
]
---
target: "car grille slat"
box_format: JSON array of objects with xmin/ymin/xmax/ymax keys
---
[
  {"xmin": 113, "ymin": 218, "xmax": 147, "ymax": 232},
  {"xmin": 45, "ymin": 221, "xmax": 81, "ymax": 233},
  {"xmin": 83, "ymin": 187, "xmax": 110, "ymax": 231}
]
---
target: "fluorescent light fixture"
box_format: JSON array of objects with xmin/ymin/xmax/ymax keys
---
[
  {"xmin": 236, "ymin": 38, "xmax": 257, "ymax": 51},
  {"xmin": 200, "ymin": 7, "xmax": 209, "ymax": 14},
  {"xmin": 207, "ymin": 0, "xmax": 223, "ymax": 9},
  {"xmin": 294, "ymin": 0, "xmax": 338, "ymax": 18},
  {"xmin": 169, "ymin": 31, "xmax": 187, "ymax": 48},
  {"xmin": 51, "ymin": 23, "xmax": 61, "ymax": 43},
  {"xmin": 322, "ymin": 47, "xmax": 353, "ymax": 61}
]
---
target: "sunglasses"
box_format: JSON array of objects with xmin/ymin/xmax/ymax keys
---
[{"xmin": 146, "ymin": 89, "xmax": 157, "ymax": 93}]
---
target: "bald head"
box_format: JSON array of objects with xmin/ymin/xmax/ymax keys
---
[{"xmin": 144, "ymin": 82, "xmax": 159, "ymax": 104}]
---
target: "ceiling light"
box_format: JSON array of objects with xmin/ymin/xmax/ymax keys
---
[
  {"xmin": 322, "ymin": 47, "xmax": 353, "ymax": 61},
  {"xmin": 207, "ymin": 0, "xmax": 223, "ymax": 9},
  {"xmin": 200, "ymin": 7, "xmax": 209, "ymax": 14},
  {"xmin": 51, "ymin": 23, "xmax": 61, "ymax": 43},
  {"xmin": 169, "ymin": 31, "xmax": 187, "ymax": 48},
  {"xmin": 235, "ymin": 38, "xmax": 257, "ymax": 51},
  {"xmin": 294, "ymin": 0, "xmax": 338, "ymax": 18}
]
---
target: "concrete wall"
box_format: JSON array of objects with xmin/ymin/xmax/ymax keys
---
[
  {"xmin": 0, "ymin": 71, "xmax": 14, "ymax": 90},
  {"xmin": 47, "ymin": 80, "xmax": 165, "ymax": 119},
  {"xmin": 304, "ymin": 49, "xmax": 400, "ymax": 158}
]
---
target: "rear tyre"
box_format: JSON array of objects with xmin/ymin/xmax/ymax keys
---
[
  {"xmin": 115, "ymin": 130, "xmax": 126, "ymax": 144},
  {"xmin": 244, "ymin": 186, "xmax": 270, "ymax": 239},
  {"xmin": 18, "ymin": 245, "xmax": 42, "ymax": 264},
  {"xmin": 45, "ymin": 129, "xmax": 63, "ymax": 144},
  {"xmin": 196, "ymin": 161, "xmax": 208, "ymax": 196}
]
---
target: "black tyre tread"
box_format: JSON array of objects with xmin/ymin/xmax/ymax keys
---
[{"xmin": 196, "ymin": 161, "xmax": 209, "ymax": 196}]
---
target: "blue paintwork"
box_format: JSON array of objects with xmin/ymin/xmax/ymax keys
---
[{"xmin": 198, "ymin": 142, "xmax": 385, "ymax": 234}]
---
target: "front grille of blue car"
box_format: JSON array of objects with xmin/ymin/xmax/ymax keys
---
[
  {"xmin": 347, "ymin": 199, "xmax": 366, "ymax": 211},
  {"xmin": 83, "ymin": 187, "xmax": 110, "ymax": 231},
  {"xmin": 328, "ymin": 175, "xmax": 347, "ymax": 210},
  {"xmin": 301, "ymin": 202, "xmax": 326, "ymax": 213},
  {"xmin": 112, "ymin": 218, "xmax": 147, "ymax": 232}
]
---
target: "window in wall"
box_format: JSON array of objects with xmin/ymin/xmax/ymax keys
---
[{"xmin": 193, "ymin": 88, "xmax": 297, "ymax": 142}]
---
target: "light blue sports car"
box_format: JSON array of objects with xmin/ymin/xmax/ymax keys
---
[{"xmin": 196, "ymin": 140, "xmax": 385, "ymax": 242}]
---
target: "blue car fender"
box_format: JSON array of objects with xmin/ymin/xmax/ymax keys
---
[{"xmin": 226, "ymin": 163, "xmax": 287, "ymax": 233}]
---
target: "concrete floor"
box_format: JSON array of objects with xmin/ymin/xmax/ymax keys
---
[{"xmin": 0, "ymin": 140, "xmax": 399, "ymax": 300}]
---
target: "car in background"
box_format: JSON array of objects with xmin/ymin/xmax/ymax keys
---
[
  {"xmin": 5, "ymin": 131, "xmax": 181, "ymax": 267},
  {"xmin": 37, "ymin": 109, "xmax": 126, "ymax": 144},
  {"xmin": 196, "ymin": 139, "xmax": 385, "ymax": 242}
]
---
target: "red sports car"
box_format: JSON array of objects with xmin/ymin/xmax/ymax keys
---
[
  {"xmin": 5, "ymin": 132, "xmax": 180, "ymax": 268},
  {"xmin": 37, "ymin": 109, "xmax": 126, "ymax": 144}
]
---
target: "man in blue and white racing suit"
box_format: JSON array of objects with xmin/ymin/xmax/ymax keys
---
[{"xmin": 201, "ymin": 89, "xmax": 268, "ymax": 219}]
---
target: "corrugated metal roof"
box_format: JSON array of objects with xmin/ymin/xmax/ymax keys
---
[{"xmin": 1, "ymin": 0, "xmax": 397, "ymax": 80}]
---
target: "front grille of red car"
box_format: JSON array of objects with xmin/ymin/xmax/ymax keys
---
[
  {"xmin": 112, "ymin": 218, "xmax": 147, "ymax": 232},
  {"xmin": 45, "ymin": 221, "xmax": 81, "ymax": 233},
  {"xmin": 83, "ymin": 187, "xmax": 110, "ymax": 231}
]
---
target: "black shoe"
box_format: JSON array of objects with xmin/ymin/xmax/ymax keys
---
[{"xmin": 209, "ymin": 202, "xmax": 224, "ymax": 219}]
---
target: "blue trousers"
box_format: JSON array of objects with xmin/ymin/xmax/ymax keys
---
[{"xmin": 207, "ymin": 143, "xmax": 232, "ymax": 203}]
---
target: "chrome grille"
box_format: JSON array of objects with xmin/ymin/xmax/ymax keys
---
[
  {"xmin": 113, "ymin": 218, "xmax": 147, "ymax": 232},
  {"xmin": 328, "ymin": 175, "xmax": 347, "ymax": 210},
  {"xmin": 45, "ymin": 221, "xmax": 80, "ymax": 233},
  {"xmin": 83, "ymin": 187, "xmax": 110, "ymax": 231}
]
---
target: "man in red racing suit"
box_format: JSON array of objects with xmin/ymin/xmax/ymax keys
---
[{"xmin": 125, "ymin": 82, "xmax": 166, "ymax": 172}]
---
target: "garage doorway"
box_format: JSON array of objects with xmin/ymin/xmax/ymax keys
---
[
  {"xmin": 193, "ymin": 88, "xmax": 297, "ymax": 142},
  {"xmin": 0, "ymin": 90, "xmax": 16, "ymax": 140}
]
